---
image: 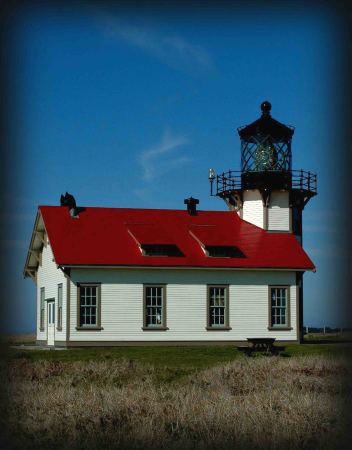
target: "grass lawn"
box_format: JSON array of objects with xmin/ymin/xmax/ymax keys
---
[
  {"xmin": 2, "ymin": 336, "xmax": 351, "ymax": 369},
  {"xmin": 304, "ymin": 331, "xmax": 352, "ymax": 342}
]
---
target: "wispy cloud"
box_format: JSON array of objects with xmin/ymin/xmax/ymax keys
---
[
  {"xmin": 96, "ymin": 12, "xmax": 214, "ymax": 73},
  {"xmin": 138, "ymin": 129, "xmax": 190, "ymax": 182}
]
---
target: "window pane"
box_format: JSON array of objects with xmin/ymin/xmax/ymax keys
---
[
  {"xmin": 80, "ymin": 285, "xmax": 98, "ymax": 326},
  {"xmin": 58, "ymin": 284, "xmax": 63, "ymax": 308},
  {"xmin": 40, "ymin": 288, "xmax": 45, "ymax": 308},
  {"xmin": 271, "ymin": 288, "xmax": 288, "ymax": 327},
  {"xmin": 145, "ymin": 286, "xmax": 164, "ymax": 327},
  {"xmin": 209, "ymin": 287, "xmax": 227, "ymax": 327}
]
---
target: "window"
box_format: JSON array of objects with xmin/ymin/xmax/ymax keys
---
[
  {"xmin": 40, "ymin": 287, "xmax": 45, "ymax": 330},
  {"xmin": 77, "ymin": 283, "xmax": 102, "ymax": 330},
  {"xmin": 207, "ymin": 285, "xmax": 231, "ymax": 330},
  {"xmin": 143, "ymin": 285, "xmax": 168, "ymax": 330},
  {"xmin": 205, "ymin": 246, "xmax": 245, "ymax": 258},
  {"xmin": 269, "ymin": 286, "xmax": 291, "ymax": 329},
  {"xmin": 57, "ymin": 283, "xmax": 63, "ymax": 330},
  {"xmin": 141, "ymin": 244, "xmax": 184, "ymax": 257}
]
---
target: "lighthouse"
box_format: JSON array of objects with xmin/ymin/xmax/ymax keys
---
[
  {"xmin": 209, "ymin": 102, "xmax": 317, "ymax": 342},
  {"xmin": 209, "ymin": 101, "xmax": 317, "ymax": 244}
]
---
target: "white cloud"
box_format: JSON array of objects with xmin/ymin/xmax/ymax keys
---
[
  {"xmin": 138, "ymin": 129, "xmax": 190, "ymax": 182},
  {"xmin": 96, "ymin": 12, "xmax": 213, "ymax": 73}
]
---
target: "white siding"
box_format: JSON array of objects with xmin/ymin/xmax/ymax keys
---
[
  {"xmin": 268, "ymin": 191, "xmax": 290, "ymax": 231},
  {"xmin": 69, "ymin": 268, "xmax": 297, "ymax": 342},
  {"xmin": 242, "ymin": 190, "xmax": 264, "ymax": 228},
  {"xmin": 36, "ymin": 241, "xmax": 67, "ymax": 342}
]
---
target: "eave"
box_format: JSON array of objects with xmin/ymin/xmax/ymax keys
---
[
  {"xmin": 23, "ymin": 209, "xmax": 48, "ymax": 281},
  {"xmin": 58, "ymin": 264, "xmax": 314, "ymax": 272}
]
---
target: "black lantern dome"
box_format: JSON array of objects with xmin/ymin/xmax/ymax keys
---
[
  {"xmin": 238, "ymin": 101, "xmax": 294, "ymax": 142},
  {"xmin": 209, "ymin": 101, "xmax": 317, "ymax": 217},
  {"xmin": 238, "ymin": 101, "xmax": 294, "ymax": 174}
]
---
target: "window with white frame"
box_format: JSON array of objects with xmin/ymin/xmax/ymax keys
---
[
  {"xmin": 269, "ymin": 286, "xmax": 290, "ymax": 328},
  {"xmin": 40, "ymin": 287, "xmax": 45, "ymax": 330},
  {"xmin": 57, "ymin": 283, "xmax": 63, "ymax": 329},
  {"xmin": 77, "ymin": 284, "xmax": 101, "ymax": 329},
  {"xmin": 207, "ymin": 285, "xmax": 229, "ymax": 329},
  {"xmin": 143, "ymin": 285, "xmax": 167, "ymax": 329}
]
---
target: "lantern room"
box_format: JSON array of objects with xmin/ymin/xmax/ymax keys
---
[
  {"xmin": 238, "ymin": 101, "xmax": 293, "ymax": 172},
  {"xmin": 238, "ymin": 101, "xmax": 295, "ymax": 191},
  {"xmin": 209, "ymin": 101, "xmax": 317, "ymax": 241}
]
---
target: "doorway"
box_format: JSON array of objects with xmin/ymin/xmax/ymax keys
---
[{"xmin": 47, "ymin": 300, "xmax": 55, "ymax": 346}]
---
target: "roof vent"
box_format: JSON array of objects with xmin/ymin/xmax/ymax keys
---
[
  {"xmin": 184, "ymin": 197, "xmax": 199, "ymax": 216},
  {"xmin": 60, "ymin": 192, "xmax": 79, "ymax": 218}
]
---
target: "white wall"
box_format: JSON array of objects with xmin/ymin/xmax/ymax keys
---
[
  {"xmin": 68, "ymin": 268, "xmax": 298, "ymax": 342},
  {"xmin": 36, "ymin": 241, "xmax": 67, "ymax": 342},
  {"xmin": 242, "ymin": 190, "xmax": 264, "ymax": 228},
  {"xmin": 268, "ymin": 191, "xmax": 290, "ymax": 231}
]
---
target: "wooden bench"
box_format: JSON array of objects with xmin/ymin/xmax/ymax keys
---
[{"xmin": 244, "ymin": 338, "xmax": 277, "ymax": 355}]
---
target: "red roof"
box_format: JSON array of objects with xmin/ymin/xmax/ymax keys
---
[
  {"xmin": 38, "ymin": 206, "xmax": 315, "ymax": 270},
  {"xmin": 127, "ymin": 222, "xmax": 176, "ymax": 245}
]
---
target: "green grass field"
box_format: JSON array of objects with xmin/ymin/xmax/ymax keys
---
[{"xmin": 2, "ymin": 332, "xmax": 352, "ymax": 367}]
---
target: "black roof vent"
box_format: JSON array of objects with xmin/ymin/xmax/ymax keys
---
[{"xmin": 184, "ymin": 197, "xmax": 199, "ymax": 215}]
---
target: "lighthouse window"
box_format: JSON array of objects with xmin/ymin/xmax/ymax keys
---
[
  {"xmin": 143, "ymin": 285, "xmax": 167, "ymax": 330},
  {"xmin": 269, "ymin": 286, "xmax": 291, "ymax": 329},
  {"xmin": 141, "ymin": 244, "xmax": 184, "ymax": 257},
  {"xmin": 205, "ymin": 246, "xmax": 245, "ymax": 258}
]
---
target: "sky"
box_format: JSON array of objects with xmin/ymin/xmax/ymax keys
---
[{"xmin": 1, "ymin": 2, "xmax": 349, "ymax": 333}]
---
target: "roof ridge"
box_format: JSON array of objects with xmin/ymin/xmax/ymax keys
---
[{"xmin": 38, "ymin": 205, "xmax": 234, "ymax": 213}]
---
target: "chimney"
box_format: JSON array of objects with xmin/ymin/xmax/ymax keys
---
[
  {"xmin": 60, "ymin": 192, "xmax": 79, "ymax": 218},
  {"xmin": 184, "ymin": 197, "xmax": 199, "ymax": 216}
]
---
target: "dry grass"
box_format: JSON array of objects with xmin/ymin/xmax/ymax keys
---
[{"xmin": 1, "ymin": 354, "xmax": 351, "ymax": 450}]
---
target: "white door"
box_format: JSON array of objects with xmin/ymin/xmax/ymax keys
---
[{"xmin": 47, "ymin": 301, "xmax": 55, "ymax": 346}]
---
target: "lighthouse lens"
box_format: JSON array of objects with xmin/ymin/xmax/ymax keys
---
[{"xmin": 253, "ymin": 143, "xmax": 277, "ymax": 171}]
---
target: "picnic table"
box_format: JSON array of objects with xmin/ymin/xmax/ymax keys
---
[{"xmin": 245, "ymin": 338, "xmax": 277, "ymax": 355}]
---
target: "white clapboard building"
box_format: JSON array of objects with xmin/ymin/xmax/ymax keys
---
[{"xmin": 24, "ymin": 102, "xmax": 317, "ymax": 347}]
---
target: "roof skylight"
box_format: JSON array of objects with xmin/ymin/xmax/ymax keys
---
[
  {"xmin": 205, "ymin": 246, "xmax": 245, "ymax": 258},
  {"xmin": 141, "ymin": 244, "xmax": 184, "ymax": 257}
]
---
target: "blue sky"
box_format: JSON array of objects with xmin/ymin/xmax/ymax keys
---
[{"xmin": 2, "ymin": 3, "xmax": 348, "ymax": 332}]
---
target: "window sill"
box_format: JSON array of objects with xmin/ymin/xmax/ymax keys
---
[
  {"xmin": 56, "ymin": 327, "xmax": 62, "ymax": 331},
  {"xmin": 267, "ymin": 326, "xmax": 293, "ymax": 331},
  {"xmin": 75, "ymin": 326, "xmax": 104, "ymax": 331},
  {"xmin": 205, "ymin": 326, "xmax": 232, "ymax": 331},
  {"xmin": 39, "ymin": 328, "xmax": 44, "ymax": 332},
  {"xmin": 142, "ymin": 326, "xmax": 169, "ymax": 331}
]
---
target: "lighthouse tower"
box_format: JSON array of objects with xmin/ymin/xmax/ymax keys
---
[
  {"xmin": 209, "ymin": 102, "xmax": 317, "ymax": 342},
  {"xmin": 209, "ymin": 101, "xmax": 317, "ymax": 244}
]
